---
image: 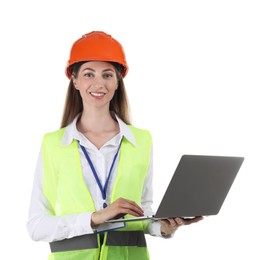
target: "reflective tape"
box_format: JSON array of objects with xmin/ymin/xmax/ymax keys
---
[
  {"xmin": 50, "ymin": 234, "xmax": 98, "ymax": 252},
  {"xmin": 50, "ymin": 231, "xmax": 146, "ymax": 252},
  {"xmin": 106, "ymin": 231, "xmax": 147, "ymax": 247}
]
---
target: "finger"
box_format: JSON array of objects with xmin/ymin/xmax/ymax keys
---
[
  {"xmin": 183, "ymin": 216, "xmax": 204, "ymax": 225},
  {"xmin": 166, "ymin": 218, "xmax": 177, "ymax": 226},
  {"xmin": 115, "ymin": 198, "xmax": 144, "ymax": 216},
  {"xmin": 121, "ymin": 203, "xmax": 144, "ymax": 216},
  {"xmin": 159, "ymin": 219, "xmax": 170, "ymax": 226},
  {"xmin": 161, "ymin": 218, "xmax": 180, "ymax": 228},
  {"xmin": 124, "ymin": 199, "xmax": 144, "ymax": 211},
  {"xmin": 174, "ymin": 218, "xmax": 184, "ymax": 226}
]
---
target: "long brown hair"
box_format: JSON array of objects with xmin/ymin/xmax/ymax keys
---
[{"xmin": 60, "ymin": 62, "xmax": 131, "ymax": 128}]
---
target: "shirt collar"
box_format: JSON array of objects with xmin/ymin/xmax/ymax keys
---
[{"xmin": 61, "ymin": 113, "xmax": 136, "ymax": 147}]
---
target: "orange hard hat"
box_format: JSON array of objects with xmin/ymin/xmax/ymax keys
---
[{"xmin": 65, "ymin": 31, "xmax": 128, "ymax": 79}]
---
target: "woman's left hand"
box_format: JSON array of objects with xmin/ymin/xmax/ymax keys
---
[{"xmin": 159, "ymin": 216, "xmax": 203, "ymax": 236}]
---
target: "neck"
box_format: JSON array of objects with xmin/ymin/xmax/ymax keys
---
[{"xmin": 78, "ymin": 107, "xmax": 117, "ymax": 133}]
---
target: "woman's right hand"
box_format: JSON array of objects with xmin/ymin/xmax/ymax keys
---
[{"xmin": 91, "ymin": 198, "xmax": 144, "ymax": 228}]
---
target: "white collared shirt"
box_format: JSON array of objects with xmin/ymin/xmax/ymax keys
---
[{"xmin": 27, "ymin": 115, "xmax": 161, "ymax": 242}]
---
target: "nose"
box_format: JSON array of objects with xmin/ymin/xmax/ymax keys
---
[{"xmin": 90, "ymin": 77, "xmax": 105, "ymax": 90}]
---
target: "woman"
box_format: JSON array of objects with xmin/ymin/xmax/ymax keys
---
[{"xmin": 27, "ymin": 31, "xmax": 202, "ymax": 260}]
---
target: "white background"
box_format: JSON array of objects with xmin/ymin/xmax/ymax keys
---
[{"xmin": 1, "ymin": 0, "xmax": 267, "ymax": 259}]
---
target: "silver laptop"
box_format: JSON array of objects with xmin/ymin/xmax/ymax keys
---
[{"xmin": 106, "ymin": 155, "xmax": 244, "ymax": 223}]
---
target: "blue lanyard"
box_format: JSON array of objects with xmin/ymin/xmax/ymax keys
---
[{"xmin": 79, "ymin": 139, "xmax": 122, "ymax": 209}]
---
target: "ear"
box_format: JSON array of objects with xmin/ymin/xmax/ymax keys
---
[{"xmin": 71, "ymin": 75, "xmax": 79, "ymax": 90}]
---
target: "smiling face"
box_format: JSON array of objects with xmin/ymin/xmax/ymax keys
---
[{"xmin": 72, "ymin": 61, "xmax": 118, "ymax": 111}]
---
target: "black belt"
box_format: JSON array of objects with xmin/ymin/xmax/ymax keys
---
[{"xmin": 50, "ymin": 231, "xmax": 147, "ymax": 253}]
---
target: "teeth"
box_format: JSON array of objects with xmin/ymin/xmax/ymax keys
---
[{"xmin": 91, "ymin": 92, "xmax": 105, "ymax": 97}]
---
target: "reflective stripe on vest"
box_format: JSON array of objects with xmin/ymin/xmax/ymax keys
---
[
  {"xmin": 50, "ymin": 234, "xmax": 98, "ymax": 252},
  {"xmin": 50, "ymin": 231, "xmax": 147, "ymax": 253}
]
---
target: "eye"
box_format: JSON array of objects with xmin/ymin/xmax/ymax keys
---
[
  {"xmin": 84, "ymin": 72, "xmax": 94, "ymax": 78},
  {"xmin": 103, "ymin": 73, "xmax": 114, "ymax": 79}
]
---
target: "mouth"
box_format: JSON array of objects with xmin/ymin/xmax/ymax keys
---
[{"xmin": 90, "ymin": 92, "xmax": 106, "ymax": 97}]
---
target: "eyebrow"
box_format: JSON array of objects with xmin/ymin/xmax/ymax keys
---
[{"xmin": 82, "ymin": 67, "xmax": 115, "ymax": 73}]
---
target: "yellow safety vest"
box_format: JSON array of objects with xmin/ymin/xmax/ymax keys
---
[{"xmin": 42, "ymin": 125, "xmax": 152, "ymax": 260}]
